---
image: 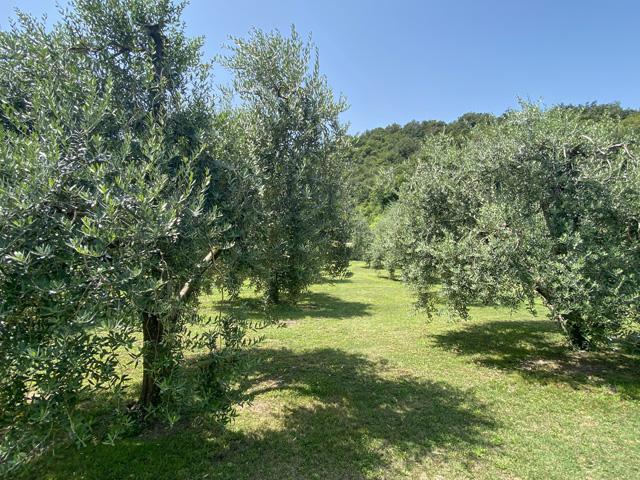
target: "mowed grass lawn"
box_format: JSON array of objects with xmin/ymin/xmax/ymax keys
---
[{"xmin": 19, "ymin": 262, "xmax": 640, "ymax": 479}]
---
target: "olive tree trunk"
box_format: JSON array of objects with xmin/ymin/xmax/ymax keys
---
[
  {"xmin": 139, "ymin": 312, "xmax": 165, "ymax": 408},
  {"xmin": 536, "ymin": 286, "xmax": 589, "ymax": 350}
]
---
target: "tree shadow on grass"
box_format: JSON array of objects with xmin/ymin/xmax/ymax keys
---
[
  {"xmin": 22, "ymin": 348, "xmax": 497, "ymax": 480},
  {"xmin": 231, "ymin": 347, "xmax": 497, "ymax": 478},
  {"xmin": 214, "ymin": 291, "xmax": 372, "ymax": 324},
  {"xmin": 433, "ymin": 319, "xmax": 640, "ymax": 399},
  {"xmin": 317, "ymin": 275, "xmax": 354, "ymax": 285}
]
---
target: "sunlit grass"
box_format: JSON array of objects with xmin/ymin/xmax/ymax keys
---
[{"xmin": 19, "ymin": 262, "xmax": 640, "ymax": 479}]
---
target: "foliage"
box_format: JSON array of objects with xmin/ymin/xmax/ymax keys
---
[
  {"xmin": 396, "ymin": 104, "xmax": 640, "ymax": 349},
  {"xmin": 365, "ymin": 204, "xmax": 406, "ymax": 278},
  {"xmin": 347, "ymin": 114, "xmax": 500, "ymax": 221},
  {"xmin": 556, "ymin": 101, "xmax": 640, "ymax": 123},
  {"xmin": 3, "ymin": 0, "xmax": 639, "ymax": 474},
  {"xmin": 443, "ymin": 112, "xmax": 497, "ymax": 144},
  {"xmin": 221, "ymin": 27, "xmax": 351, "ymax": 304},
  {"xmin": 347, "ymin": 105, "xmax": 640, "ymax": 224},
  {"xmin": 347, "ymin": 120, "xmax": 446, "ymax": 220},
  {"xmin": 346, "ymin": 212, "xmax": 373, "ymax": 261},
  {"xmin": 0, "ymin": 1, "xmax": 306, "ymax": 471}
]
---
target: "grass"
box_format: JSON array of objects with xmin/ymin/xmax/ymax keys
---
[{"xmin": 18, "ymin": 262, "xmax": 640, "ymax": 479}]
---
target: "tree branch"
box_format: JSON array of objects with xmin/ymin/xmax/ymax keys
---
[{"xmin": 178, "ymin": 247, "xmax": 222, "ymax": 302}]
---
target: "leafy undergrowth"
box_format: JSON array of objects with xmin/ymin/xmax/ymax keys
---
[{"xmin": 18, "ymin": 262, "xmax": 640, "ymax": 479}]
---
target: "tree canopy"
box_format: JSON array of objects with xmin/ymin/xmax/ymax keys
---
[
  {"xmin": 222, "ymin": 27, "xmax": 351, "ymax": 303},
  {"xmin": 347, "ymin": 103, "xmax": 639, "ymax": 223},
  {"xmin": 392, "ymin": 104, "xmax": 640, "ymax": 349}
]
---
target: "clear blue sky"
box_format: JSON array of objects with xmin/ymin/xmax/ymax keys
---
[{"xmin": 1, "ymin": 0, "xmax": 638, "ymax": 133}]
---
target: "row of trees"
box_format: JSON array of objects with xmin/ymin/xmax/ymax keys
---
[
  {"xmin": 3, "ymin": 0, "xmax": 639, "ymax": 470},
  {"xmin": 362, "ymin": 104, "xmax": 640, "ymax": 350},
  {"xmin": 0, "ymin": 0, "xmax": 349, "ymax": 470}
]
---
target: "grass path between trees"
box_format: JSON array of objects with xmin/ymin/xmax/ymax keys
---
[{"xmin": 21, "ymin": 262, "xmax": 640, "ymax": 479}]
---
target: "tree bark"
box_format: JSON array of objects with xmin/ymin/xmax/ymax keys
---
[
  {"xmin": 139, "ymin": 312, "xmax": 164, "ymax": 409},
  {"xmin": 266, "ymin": 281, "xmax": 280, "ymax": 304},
  {"xmin": 143, "ymin": 22, "xmax": 165, "ymax": 118},
  {"xmin": 535, "ymin": 286, "xmax": 589, "ymax": 350},
  {"xmin": 562, "ymin": 311, "xmax": 590, "ymax": 350},
  {"xmin": 137, "ymin": 248, "xmax": 221, "ymax": 410}
]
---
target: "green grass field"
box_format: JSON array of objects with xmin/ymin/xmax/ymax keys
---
[{"xmin": 20, "ymin": 262, "xmax": 640, "ymax": 479}]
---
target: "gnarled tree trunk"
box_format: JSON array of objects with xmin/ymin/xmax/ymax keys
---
[
  {"xmin": 138, "ymin": 248, "xmax": 222, "ymax": 410},
  {"xmin": 266, "ymin": 281, "xmax": 280, "ymax": 304},
  {"xmin": 561, "ymin": 310, "xmax": 590, "ymax": 350},
  {"xmin": 536, "ymin": 286, "xmax": 589, "ymax": 350},
  {"xmin": 139, "ymin": 312, "xmax": 165, "ymax": 408}
]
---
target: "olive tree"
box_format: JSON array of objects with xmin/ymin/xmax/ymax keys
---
[
  {"xmin": 347, "ymin": 212, "xmax": 373, "ymax": 262},
  {"xmin": 366, "ymin": 204, "xmax": 406, "ymax": 278},
  {"xmin": 221, "ymin": 28, "xmax": 351, "ymax": 304},
  {"xmin": 58, "ymin": 0, "xmax": 265, "ymax": 412},
  {"xmin": 398, "ymin": 104, "xmax": 640, "ymax": 349},
  {"xmin": 0, "ymin": 1, "xmax": 262, "ymax": 470}
]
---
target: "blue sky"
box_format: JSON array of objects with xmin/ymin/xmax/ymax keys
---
[{"xmin": 1, "ymin": 0, "xmax": 638, "ymax": 133}]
